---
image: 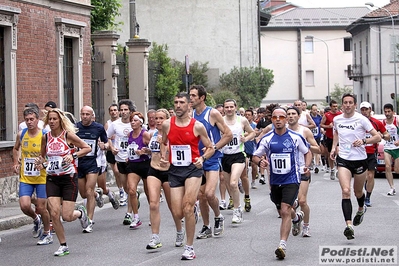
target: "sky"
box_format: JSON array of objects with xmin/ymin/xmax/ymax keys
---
[{"xmin": 289, "ymin": 0, "xmax": 390, "ymax": 8}]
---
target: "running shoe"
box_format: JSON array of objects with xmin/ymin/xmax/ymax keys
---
[
  {"xmin": 330, "ymin": 169, "xmax": 335, "ymax": 180},
  {"xmin": 130, "ymin": 217, "xmax": 142, "ymax": 229},
  {"xmin": 302, "ymin": 226, "xmax": 311, "ymax": 237},
  {"xmin": 353, "ymin": 206, "xmax": 367, "ymax": 226},
  {"xmin": 244, "ymin": 198, "xmax": 251, "ymax": 212},
  {"xmin": 123, "ymin": 213, "xmax": 132, "ymax": 225},
  {"xmin": 181, "ymin": 245, "xmax": 196, "ymax": 260},
  {"xmin": 344, "ymin": 225, "xmax": 355, "ymax": 240},
  {"xmin": 146, "ymin": 235, "xmax": 162, "ymax": 250},
  {"xmin": 108, "ymin": 191, "xmax": 120, "ymax": 210},
  {"xmin": 251, "ymin": 181, "xmax": 257, "ymax": 189},
  {"xmin": 214, "ymin": 215, "xmax": 224, "ymax": 236},
  {"xmin": 54, "ymin": 245, "xmax": 69, "ymax": 256},
  {"xmin": 238, "ymin": 181, "xmax": 244, "ymax": 194},
  {"xmin": 175, "ymin": 230, "xmax": 185, "ymax": 247},
  {"xmin": 37, "ymin": 234, "xmax": 53, "ymax": 245},
  {"xmin": 219, "ymin": 200, "xmax": 227, "ymax": 210},
  {"xmin": 83, "ymin": 222, "xmax": 94, "ymax": 233},
  {"xmin": 326, "ymin": 167, "xmax": 330, "ymax": 173},
  {"xmin": 77, "ymin": 205, "xmax": 90, "ymax": 229},
  {"xmin": 194, "ymin": 200, "xmax": 200, "ymax": 224},
  {"xmin": 232, "ymin": 208, "xmax": 243, "ymax": 224},
  {"xmin": 32, "ymin": 215, "xmax": 43, "ymax": 238},
  {"xmin": 387, "ymin": 188, "xmax": 396, "ymax": 196},
  {"xmin": 196, "ymin": 225, "xmax": 212, "ymax": 239},
  {"xmin": 364, "ymin": 197, "xmax": 372, "ymax": 207},
  {"xmin": 259, "ymin": 176, "xmax": 266, "ymax": 185},
  {"xmin": 227, "ymin": 197, "xmax": 234, "ymax": 210},
  {"xmin": 95, "ymin": 187, "xmax": 104, "ymax": 208},
  {"xmin": 119, "ymin": 191, "xmax": 127, "ymax": 206},
  {"xmin": 292, "ymin": 211, "xmax": 304, "ymax": 236},
  {"xmin": 314, "ymin": 167, "xmax": 319, "ymax": 174},
  {"xmin": 275, "ymin": 246, "xmax": 286, "ymax": 260}
]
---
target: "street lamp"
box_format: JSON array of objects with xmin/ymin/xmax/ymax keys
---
[
  {"xmin": 366, "ymin": 2, "xmax": 397, "ymax": 113},
  {"xmin": 306, "ymin": 35, "xmax": 330, "ymax": 103}
]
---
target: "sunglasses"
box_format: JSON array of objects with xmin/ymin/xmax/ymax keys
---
[{"xmin": 271, "ymin": 115, "xmax": 286, "ymax": 120}]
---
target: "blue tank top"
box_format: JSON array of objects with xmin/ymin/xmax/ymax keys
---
[
  {"xmin": 193, "ymin": 106, "xmax": 222, "ymax": 159},
  {"xmin": 310, "ymin": 114, "xmax": 322, "ymax": 139}
]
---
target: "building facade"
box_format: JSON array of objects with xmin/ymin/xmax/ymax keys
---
[
  {"xmin": 0, "ymin": 0, "xmax": 92, "ymax": 204},
  {"xmin": 347, "ymin": 0, "xmax": 399, "ymax": 114},
  {"xmin": 261, "ymin": 7, "xmax": 369, "ymax": 106},
  {"xmin": 116, "ymin": 0, "xmax": 260, "ymax": 89}
]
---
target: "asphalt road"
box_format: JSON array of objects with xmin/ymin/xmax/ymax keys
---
[{"xmin": 0, "ymin": 170, "xmax": 398, "ymax": 266}]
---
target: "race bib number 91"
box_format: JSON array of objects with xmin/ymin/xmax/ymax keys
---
[{"xmin": 171, "ymin": 145, "xmax": 192, "ymax": 166}]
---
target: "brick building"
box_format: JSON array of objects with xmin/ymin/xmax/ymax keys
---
[{"xmin": 0, "ymin": 0, "xmax": 92, "ymax": 204}]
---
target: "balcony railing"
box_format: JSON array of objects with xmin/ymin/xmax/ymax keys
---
[{"xmin": 347, "ymin": 64, "xmax": 363, "ymax": 82}]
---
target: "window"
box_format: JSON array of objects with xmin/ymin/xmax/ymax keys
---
[
  {"xmin": 344, "ymin": 38, "xmax": 352, "ymax": 51},
  {"xmin": 305, "ymin": 70, "xmax": 314, "ymax": 86},
  {"xmin": 55, "ymin": 18, "xmax": 86, "ymax": 117},
  {"xmin": 354, "ymin": 43, "xmax": 357, "ymax": 65},
  {"xmin": 64, "ymin": 38, "xmax": 74, "ymax": 114},
  {"xmin": 390, "ymin": 35, "xmax": 399, "ymax": 62},
  {"xmin": 304, "ymin": 37, "xmax": 314, "ymax": 53},
  {"xmin": 359, "ymin": 41, "xmax": 362, "ymax": 65},
  {"xmin": 0, "ymin": 7, "xmax": 20, "ymax": 142}
]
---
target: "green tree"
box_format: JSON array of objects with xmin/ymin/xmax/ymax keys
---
[
  {"xmin": 91, "ymin": 0, "xmax": 122, "ymax": 33},
  {"xmin": 219, "ymin": 66, "xmax": 274, "ymax": 108},
  {"xmin": 149, "ymin": 43, "xmax": 182, "ymax": 109},
  {"xmin": 325, "ymin": 84, "xmax": 353, "ymax": 106},
  {"xmin": 211, "ymin": 90, "xmax": 240, "ymax": 107},
  {"xmin": 173, "ymin": 61, "xmax": 210, "ymax": 92}
]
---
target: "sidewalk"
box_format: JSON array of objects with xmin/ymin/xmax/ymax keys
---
[{"xmin": 0, "ymin": 185, "xmax": 128, "ymax": 232}]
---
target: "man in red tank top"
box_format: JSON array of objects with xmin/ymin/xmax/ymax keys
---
[
  {"xmin": 160, "ymin": 92, "xmax": 215, "ymax": 260},
  {"xmin": 320, "ymin": 100, "xmax": 342, "ymax": 180}
]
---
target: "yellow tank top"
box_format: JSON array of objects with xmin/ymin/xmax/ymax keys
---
[{"xmin": 20, "ymin": 130, "xmax": 46, "ymax": 184}]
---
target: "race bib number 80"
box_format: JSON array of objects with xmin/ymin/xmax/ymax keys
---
[{"xmin": 171, "ymin": 145, "xmax": 192, "ymax": 166}]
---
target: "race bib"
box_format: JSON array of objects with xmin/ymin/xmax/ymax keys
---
[
  {"xmin": 226, "ymin": 134, "xmax": 240, "ymax": 149},
  {"xmin": 127, "ymin": 143, "xmax": 140, "ymax": 160},
  {"xmin": 24, "ymin": 158, "xmax": 40, "ymax": 176},
  {"xmin": 171, "ymin": 145, "xmax": 192, "ymax": 166},
  {"xmin": 271, "ymin": 153, "xmax": 291, "ymax": 174},
  {"xmin": 82, "ymin": 139, "xmax": 96, "ymax": 156},
  {"xmin": 311, "ymin": 127, "xmax": 319, "ymax": 136},
  {"xmin": 119, "ymin": 136, "xmax": 129, "ymax": 152},
  {"xmin": 47, "ymin": 156, "xmax": 63, "ymax": 175}
]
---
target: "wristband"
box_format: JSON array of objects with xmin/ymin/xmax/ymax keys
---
[
  {"xmin": 201, "ymin": 155, "xmax": 207, "ymax": 162},
  {"xmin": 362, "ymin": 139, "xmax": 366, "ymax": 145},
  {"xmin": 72, "ymin": 153, "xmax": 78, "ymax": 160}
]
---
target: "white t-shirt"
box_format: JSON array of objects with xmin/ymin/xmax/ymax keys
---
[
  {"xmin": 106, "ymin": 119, "xmax": 132, "ymax": 162},
  {"xmin": 333, "ymin": 112, "xmax": 374, "ymax": 160}
]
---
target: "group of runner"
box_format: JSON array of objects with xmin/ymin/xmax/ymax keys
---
[{"xmin": 12, "ymin": 89, "xmax": 399, "ymax": 260}]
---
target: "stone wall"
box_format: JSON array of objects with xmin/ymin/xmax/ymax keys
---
[{"xmin": 0, "ymin": 174, "xmax": 19, "ymax": 205}]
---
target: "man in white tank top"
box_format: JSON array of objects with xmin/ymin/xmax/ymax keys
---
[
  {"xmin": 383, "ymin": 103, "xmax": 399, "ymax": 196},
  {"xmin": 293, "ymin": 100, "xmax": 316, "ymax": 129}
]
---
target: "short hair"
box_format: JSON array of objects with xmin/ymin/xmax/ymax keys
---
[
  {"xmin": 24, "ymin": 103, "xmax": 39, "ymax": 113},
  {"xmin": 245, "ymin": 109, "xmax": 254, "ymax": 116},
  {"xmin": 23, "ymin": 107, "xmax": 39, "ymax": 119},
  {"xmin": 118, "ymin": 99, "xmax": 136, "ymax": 112},
  {"xmin": 108, "ymin": 103, "xmax": 118, "ymax": 112},
  {"xmin": 341, "ymin": 93, "xmax": 357, "ymax": 104},
  {"xmin": 175, "ymin": 92, "xmax": 190, "ymax": 102},
  {"xmin": 190, "ymin": 85, "xmax": 207, "ymax": 101},
  {"xmin": 329, "ymin": 100, "xmax": 338, "ymax": 106},
  {"xmin": 286, "ymin": 106, "xmax": 300, "ymax": 115},
  {"xmin": 147, "ymin": 109, "xmax": 156, "ymax": 115},
  {"xmin": 130, "ymin": 111, "xmax": 145, "ymax": 124},
  {"xmin": 215, "ymin": 104, "xmax": 223, "ymax": 109},
  {"xmin": 224, "ymin": 99, "xmax": 237, "ymax": 107},
  {"xmin": 384, "ymin": 103, "xmax": 394, "ymax": 111},
  {"xmin": 311, "ymin": 104, "xmax": 318, "ymax": 108}
]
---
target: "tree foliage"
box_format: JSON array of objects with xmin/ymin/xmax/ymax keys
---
[
  {"xmin": 211, "ymin": 90, "xmax": 240, "ymax": 107},
  {"xmin": 219, "ymin": 66, "xmax": 274, "ymax": 108},
  {"xmin": 325, "ymin": 84, "xmax": 353, "ymax": 107},
  {"xmin": 149, "ymin": 43, "xmax": 182, "ymax": 109},
  {"xmin": 91, "ymin": 0, "xmax": 122, "ymax": 33},
  {"xmin": 173, "ymin": 61, "xmax": 210, "ymax": 92}
]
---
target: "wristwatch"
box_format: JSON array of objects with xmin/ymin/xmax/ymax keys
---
[
  {"xmin": 213, "ymin": 145, "xmax": 218, "ymax": 151},
  {"xmin": 362, "ymin": 139, "xmax": 367, "ymax": 145},
  {"xmin": 72, "ymin": 153, "xmax": 78, "ymax": 160}
]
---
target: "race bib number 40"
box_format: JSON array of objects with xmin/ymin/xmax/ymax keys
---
[{"xmin": 171, "ymin": 145, "xmax": 192, "ymax": 166}]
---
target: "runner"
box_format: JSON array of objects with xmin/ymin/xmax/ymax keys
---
[
  {"xmin": 34, "ymin": 108, "xmax": 91, "ymax": 256},
  {"xmin": 330, "ymin": 94, "xmax": 380, "ymax": 240},
  {"xmin": 160, "ymin": 92, "xmax": 215, "ymax": 260}
]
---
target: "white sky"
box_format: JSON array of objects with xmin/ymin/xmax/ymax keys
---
[{"xmin": 289, "ymin": 0, "xmax": 390, "ymax": 8}]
